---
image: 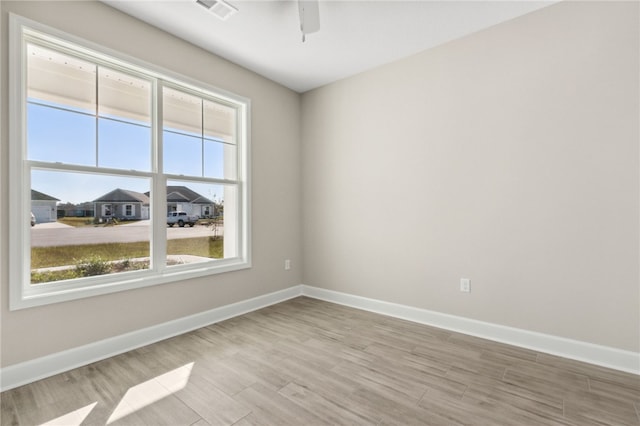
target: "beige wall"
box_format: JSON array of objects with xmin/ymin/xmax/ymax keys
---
[
  {"xmin": 302, "ymin": 1, "xmax": 639, "ymax": 352},
  {"xmin": 0, "ymin": 1, "xmax": 302, "ymax": 367}
]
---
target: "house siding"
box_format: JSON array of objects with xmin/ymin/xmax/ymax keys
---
[
  {"xmin": 31, "ymin": 200, "xmax": 57, "ymax": 223},
  {"xmin": 95, "ymin": 202, "xmax": 144, "ymax": 221}
]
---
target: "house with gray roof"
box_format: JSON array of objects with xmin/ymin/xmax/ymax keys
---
[
  {"xmin": 164, "ymin": 185, "xmax": 215, "ymax": 218},
  {"xmin": 31, "ymin": 189, "xmax": 60, "ymax": 223},
  {"xmin": 93, "ymin": 186, "xmax": 215, "ymax": 221},
  {"xmin": 144, "ymin": 186, "xmax": 215, "ymax": 218},
  {"xmin": 93, "ymin": 188, "xmax": 150, "ymax": 221}
]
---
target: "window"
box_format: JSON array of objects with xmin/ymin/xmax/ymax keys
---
[{"xmin": 9, "ymin": 16, "xmax": 251, "ymax": 310}]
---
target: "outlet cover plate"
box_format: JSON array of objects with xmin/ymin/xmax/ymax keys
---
[{"xmin": 460, "ymin": 278, "xmax": 471, "ymax": 293}]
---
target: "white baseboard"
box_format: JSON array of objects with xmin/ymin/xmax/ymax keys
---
[
  {"xmin": 2, "ymin": 283, "xmax": 637, "ymax": 391},
  {"xmin": 0, "ymin": 285, "xmax": 303, "ymax": 391},
  {"xmin": 300, "ymin": 285, "xmax": 639, "ymax": 375}
]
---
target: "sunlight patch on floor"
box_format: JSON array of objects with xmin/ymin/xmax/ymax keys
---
[
  {"xmin": 40, "ymin": 401, "xmax": 97, "ymax": 426},
  {"xmin": 106, "ymin": 362, "xmax": 194, "ymax": 424}
]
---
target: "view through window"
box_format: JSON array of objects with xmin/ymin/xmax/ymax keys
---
[{"xmin": 11, "ymin": 20, "xmax": 249, "ymax": 308}]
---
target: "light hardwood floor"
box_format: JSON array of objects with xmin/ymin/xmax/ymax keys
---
[{"xmin": 1, "ymin": 297, "xmax": 639, "ymax": 425}]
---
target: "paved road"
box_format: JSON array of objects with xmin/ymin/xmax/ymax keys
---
[{"xmin": 31, "ymin": 221, "xmax": 223, "ymax": 247}]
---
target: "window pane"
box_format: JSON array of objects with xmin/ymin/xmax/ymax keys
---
[
  {"xmin": 97, "ymin": 67, "xmax": 152, "ymax": 171},
  {"xmin": 203, "ymin": 100, "xmax": 235, "ymax": 143},
  {"xmin": 204, "ymin": 140, "xmax": 236, "ymax": 180},
  {"xmin": 98, "ymin": 66, "xmax": 151, "ymax": 123},
  {"xmin": 165, "ymin": 180, "xmax": 229, "ymax": 267},
  {"xmin": 163, "ymin": 131, "xmax": 203, "ymax": 176},
  {"xmin": 163, "ymin": 87, "xmax": 202, "ymax": 136},
  {"xmin": 27, "ymin": 103, "xmax": 96, "ymax": 166},
  {"xmin": 98, "ymin": 118, "xmax": 151, "ymax": 171},
  {"xmin": 163, "ymin": 87, "xmax": 204, "ymax": 177},
  {"xmin": 162, "ymin": 88, "xmax": 238, "ymax": 179},
  {"xmin": 27, "ymin": 43, "xmax": 96, "ymax": 114},
  {"xmin": 30, "ymin": 170, "xmax": 151, "ymax": 285}
]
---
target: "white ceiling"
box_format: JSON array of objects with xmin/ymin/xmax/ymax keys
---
[{"xmin": 102, "ymin": 0, "xmax": 555, "ymax": 93}]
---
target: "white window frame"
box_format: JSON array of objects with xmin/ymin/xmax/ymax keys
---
[{"xmin": 8, "ymin": 14, "xmax": 251, "ymax": 310}]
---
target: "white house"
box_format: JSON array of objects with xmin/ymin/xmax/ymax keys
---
[
  {"xmin": 164, "ymin": 185, "xmax": 215, "ymax": 218},
  {"xmin": 31, "ymin": 189, "xmax": 59, "ymax": 224},
  {"xmin": 93, "ymin": 188, "xmax": 150, "ymax": 221}
]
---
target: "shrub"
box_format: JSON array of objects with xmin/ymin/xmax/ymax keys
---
[{"xmin": 75, "ymin": 255, "xmax": 111, "ymax": 277}]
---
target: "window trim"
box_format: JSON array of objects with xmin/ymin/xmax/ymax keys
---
[{"xmin": 9, "ymin": 14, "xmax": 251, "ymax": 310}]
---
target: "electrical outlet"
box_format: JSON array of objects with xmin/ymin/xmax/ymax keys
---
[
  {"xmin": 285, "ymin": 259, "xmax": 291, "ymax": 270},
  {"xmin": 460, "ymin": 278, "xmax": 471, "ymax": 293}
]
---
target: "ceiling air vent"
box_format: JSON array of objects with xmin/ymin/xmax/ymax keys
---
[{"xmin": 196, "ymin": 0, "xmax": 238, "ymax": 21}]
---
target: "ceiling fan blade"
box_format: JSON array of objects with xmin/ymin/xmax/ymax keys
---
[{"xmin": 299, "ymin": 0, "xmax": 320, "ymax": 35}]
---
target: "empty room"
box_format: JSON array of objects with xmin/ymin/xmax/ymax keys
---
[{"xmin": 1, "ymin": 0, "xmax": 638, "ymax": 425}]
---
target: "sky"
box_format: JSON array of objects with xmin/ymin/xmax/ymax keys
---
[{"xmin": 29, "ymin": 101, "xmax": 229, "ymax": 205}]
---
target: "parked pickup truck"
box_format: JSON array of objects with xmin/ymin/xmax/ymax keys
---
[{"xmin": 167, "ymin": 211, "xmax": 198, "ymax": 227}]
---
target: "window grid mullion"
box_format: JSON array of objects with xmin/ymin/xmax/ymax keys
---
[
  {"xmin": 201, "ymin": 98, "xmax": 205, "ymax": 177},
  {"xmin": 95, "ymin": 64, "xmax": 99, "ymax": 167},
  {"xmin": 152, "ymin": 79, "xmax": 166, "ymax": 272}
]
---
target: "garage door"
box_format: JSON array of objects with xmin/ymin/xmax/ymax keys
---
[{"xmin": 32, "ymin": 205, "xmax": 54, "ymax": 223}]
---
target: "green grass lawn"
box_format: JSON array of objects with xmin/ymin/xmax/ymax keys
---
[
  {"xmin": 169, "ymin": 237, "xmax": 223, "ymax": 259},
  {"xmin": 57, "ymin": 217, "xmax": 145, "ymax": 227},
  {"xmin": 31, "ymin": 237, "xmax": 224, "ymax": 269},
  {"xmin": 57, "ymin": 217, "xmax": 96, "ymax": 227}
]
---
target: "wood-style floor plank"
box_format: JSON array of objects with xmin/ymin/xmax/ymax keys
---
[
  {"xmin": 563, "ymin": 391, "xmax": 639, "ymax": 426},
  {"xmin": 278, "ymin": 382, "xmax": 375, "ymax": 425},
  {"xmin": 1, "ymin": 296, "xmax": 638, "ymax": 425},
  {"xmin": 233, "ymin": 382, "xmax": 325, "ymax": 426}
]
